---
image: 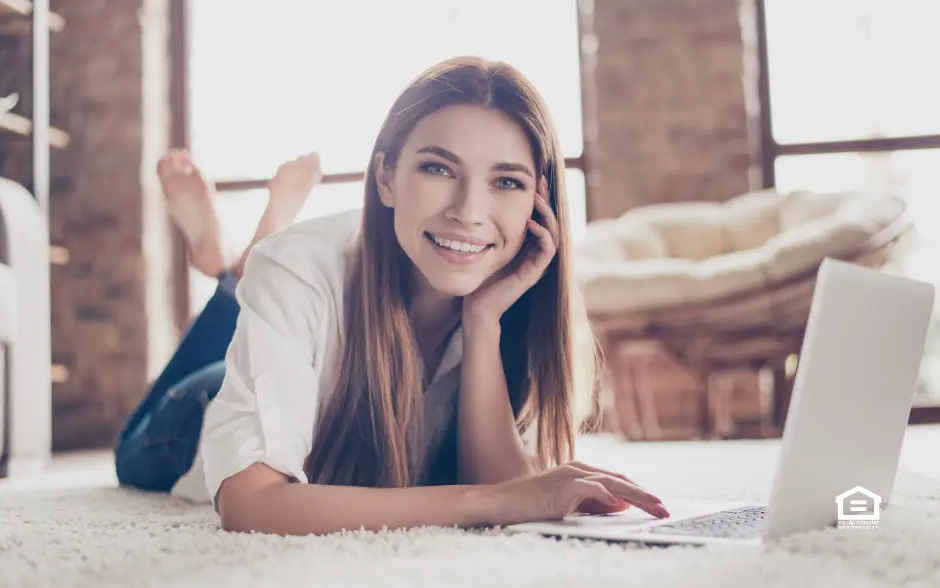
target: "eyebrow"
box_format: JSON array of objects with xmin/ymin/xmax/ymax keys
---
[{"xmin": 416, "ymin": 145, "xmax": 535, "ymax": 179}]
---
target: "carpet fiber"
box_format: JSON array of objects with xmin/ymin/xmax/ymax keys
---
[{"xmin": 2, "ymin": 435, "xmax": 940, "ymax": 588}]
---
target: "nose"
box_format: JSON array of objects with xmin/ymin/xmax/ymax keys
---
[{"xmin": 446, "ymin": 177, "xmax": 488, "ymax": 226}]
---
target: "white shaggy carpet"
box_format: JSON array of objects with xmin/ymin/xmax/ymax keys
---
[{"xmin": 3, "ymin": 433, "xmax": 940, "ymax": 588}]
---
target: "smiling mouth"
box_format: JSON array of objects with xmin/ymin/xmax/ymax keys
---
[{"xmin": 424, "ymin": 232, "xmax": 494, "ymax": 254}]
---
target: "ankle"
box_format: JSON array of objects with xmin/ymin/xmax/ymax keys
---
[{"xmin": 230, "ymin": 248, "xmax": 251, "ymax": 280}]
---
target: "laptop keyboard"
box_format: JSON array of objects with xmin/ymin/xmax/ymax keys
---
[{"xmin": 647, "ymin": 505, "xmax": 767, "ymax": 539}]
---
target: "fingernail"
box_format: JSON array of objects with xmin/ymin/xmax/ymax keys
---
[{"xmin": 655, "ymin": 505, "xmax": 670, "ymax": 518}]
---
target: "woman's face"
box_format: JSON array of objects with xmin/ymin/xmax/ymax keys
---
[{"xmin": 376, "ymin": 104, "xmax": 538, "ymax": 297}]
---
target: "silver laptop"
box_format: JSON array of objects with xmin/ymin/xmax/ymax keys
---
[{"xmin": 506, "ymin": 258, "xmax": 935, "ymax": 546}]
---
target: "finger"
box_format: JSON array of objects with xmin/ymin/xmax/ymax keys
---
[
  {"xmin": 532, "ymin": 194, "xmax": 559, "ymax": 247},
  {"xmin": 522, "ymin": 220, "xmax": 556, "ymax": 283},
  {"xmin": 567, "ymin": 460, "xmax": 647, "ymax": 492},
  {"xmin": 584, "ymin": 475, "xmax": 670, "ymax": 519},
  {"xmin": 577, "ymin": 497, "xmax": 629, "ymax": 516},
  {"xmin": 526, "ymin": 219, "xmax": 556, "ymax": 258},
  {"xmin": 568, "ymin": 465, "xmax": 665, "ymax": 511},
  {"xmin": 566, "ymin": 479, "xmax": 618, "ymax": 516}
]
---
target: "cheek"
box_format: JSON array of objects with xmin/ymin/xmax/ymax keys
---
[
  {"xmin": 499, "ymin": 205, "xmax": 535, "ymax": 254},
  {"xmin": 396, "ymin": 174, "xmax": 450, "ymax": 218}
]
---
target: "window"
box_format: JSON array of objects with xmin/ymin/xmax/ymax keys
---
[
  {"xmin": 184, "ymin": 1, "xmax": 589, "ymax": 312},
  {"xmin": 763, "ymin": 0, "xmax": 940, "ymax": 146},
  {"xmin": 759, "ymin": 0, "xmax": 940, "ymax": 414}
]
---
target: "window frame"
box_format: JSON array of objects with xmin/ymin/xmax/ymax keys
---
[
  {"xmin": 755, "ymin": 0, "xmax": 940, "ymax": 423},
  {"xmin": 755, "ymin": 0, "xmax": 940, "ymax": 188},
  {"xmin": 168, "ymin": 0, "xmax": 594, "ymax": 334}
]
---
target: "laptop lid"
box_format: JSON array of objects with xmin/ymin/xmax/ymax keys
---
[{"xmin": 763, "ymin": 258, "xmax": 935, "ymax": 540}]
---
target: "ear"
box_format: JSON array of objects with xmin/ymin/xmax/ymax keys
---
[{"xmin": 374, "ymin": 152, "xmax": 395, "ymax": 208}]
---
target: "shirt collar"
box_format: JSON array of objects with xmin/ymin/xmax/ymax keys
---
[{"xmin": 427, "ymin": 324, "xmax": 463, "ymax": 385}]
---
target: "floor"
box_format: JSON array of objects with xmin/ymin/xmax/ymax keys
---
[
  {"xmin": 5, "ymin": 423, "xmax": 939, "ymax": 492},
  {"xmin": 3, "ymin": 426, "xmax": 940, "ymax": 588},
  {"xmin": 896, "ymin": 423, "xmax": 940, "ymax": 480}
]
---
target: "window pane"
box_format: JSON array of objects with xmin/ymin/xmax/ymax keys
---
[
  {"xmin": 189, "ymin": 0, "xmax": 583, "ymax": 180},
  {"xmin": 765, "ymin": 0, "xmax": 940, "ymax": 144},
  {"xmin": 565, "ymin": 167, "xmax": 587, "ymax": 245},
  {"xmin": 774, "ymin": 149, "xmax": 940, "ymax": 406}
]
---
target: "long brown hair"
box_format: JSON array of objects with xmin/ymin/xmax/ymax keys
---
[{"xmin": 304, "ymin": 56, "xmax": 601, "ymax": 488}]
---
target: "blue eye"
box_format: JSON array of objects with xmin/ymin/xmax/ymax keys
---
[
  {"xmin": 419, "ymin": 161, "xmax": 452, "ymax": 177},
  {"xmin": 496, "ymin": 177, "xmax": 525, "ymax": 191}
]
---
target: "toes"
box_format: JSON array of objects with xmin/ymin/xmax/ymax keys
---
[
  {"xmin": 158, "ymin": 150, "xmax": 201, "ymax": 180},
  {"xmin": 157, "ymin": 157, "xmax": 170, "ymax": 176}
]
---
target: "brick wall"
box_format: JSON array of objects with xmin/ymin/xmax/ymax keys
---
[
  {"xmin": 584, "ymin": 0, "xmax": 763, "ymax": 220},
  {"xmin": 45, "ymin": 0, "xmax": 175, "ymax": 450},
  {"xmin": 580, "ymin": 0, "xmax": 765, "ymax": 436},
  {"xmin": 8, "ymin": 0, "xmax": 763, "ymax": 450}
]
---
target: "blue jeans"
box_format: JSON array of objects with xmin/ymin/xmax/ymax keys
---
[{"xmin": 114, "ymin": 273, "xmax": 240, "ymax": 492}]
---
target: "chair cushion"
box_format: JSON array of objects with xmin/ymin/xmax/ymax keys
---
[
  {"xmin": 575, "ymin": 189, "xmax": 908, "ymax": 315},
  {"xmin": 0, "ymin": 263, "xmax": 16, "ymax": 343}
]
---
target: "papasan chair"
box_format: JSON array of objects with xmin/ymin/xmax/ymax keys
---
[{"xmin": 573, "ymin": 188, "xmax": 910, "ymax": 442}]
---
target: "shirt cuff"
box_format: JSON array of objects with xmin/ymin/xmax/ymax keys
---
[{"xmin": 202, "ymin": 413, "xmax": 311, "ymax": 512}]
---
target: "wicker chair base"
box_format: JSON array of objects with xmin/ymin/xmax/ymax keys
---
[{"xmin": 587, "ymin": 240, "xmax": 901, "ymax": 442}]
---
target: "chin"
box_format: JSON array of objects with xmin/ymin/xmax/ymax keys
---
[{"xmin": 421, "ymin": 271, "xmax": 484, "ymax": 297}]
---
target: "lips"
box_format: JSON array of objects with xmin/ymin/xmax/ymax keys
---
[
  {"xmin": 423, "ymin": 231, "xmax": 494, "ymax": 266},
  {"xmin": 424, "ymin": 231, "xmax": 494, "ymax": 254}
]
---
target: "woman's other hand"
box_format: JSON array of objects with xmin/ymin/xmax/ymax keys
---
[
  {"xmin": 479, "ymin": 461, "xmax": 670, "ymax": 526},
  {"xmin": 462, "ymin": 177, "xmax": 557, "ymax": 325}
]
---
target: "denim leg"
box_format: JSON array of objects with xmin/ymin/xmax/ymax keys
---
[
  {"xmin": 118, "ymin": 273, "xmax": 240, "ymax": 444},
  {"xmin": 115, "ymin": 271, "xmax": 240, "ymax": 491},
  {"xmin": 115, "ymin": 361, "xmax": 226, "ymax": 491}
]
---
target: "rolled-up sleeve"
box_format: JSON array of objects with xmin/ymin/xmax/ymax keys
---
[{"xmin": 201, "ymin": 244, "xmax": 330, "ymax": 507}]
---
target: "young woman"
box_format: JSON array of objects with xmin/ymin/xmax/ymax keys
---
[{"xmin": 115, "ymin": 56, "xmax": 670, "ymax": 536}]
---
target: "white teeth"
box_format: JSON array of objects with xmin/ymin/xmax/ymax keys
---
[{"xmin": 429, "ymin": 234, "xmax": 488, "ymax": 253}]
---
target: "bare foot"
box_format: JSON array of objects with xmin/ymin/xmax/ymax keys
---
[
  {"xmin": 260, "ymin": 151, "xmax": 323, "ymax": 234},
  {"xmin": 157, "ymin": 149, "xmax": 229, "ymax": 277},
  {"xmin": 233, "ymin": 152, "xmax": 323, "ymax": 276}
]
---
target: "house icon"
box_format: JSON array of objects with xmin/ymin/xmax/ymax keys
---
[{"xmin": 835, "ymin": 486, "xmax": 881, "ymax": 521}]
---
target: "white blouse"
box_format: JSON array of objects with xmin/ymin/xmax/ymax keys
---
[{"xmin": 170, "ymin": 208, "xmax": 465, "ymax": 506}]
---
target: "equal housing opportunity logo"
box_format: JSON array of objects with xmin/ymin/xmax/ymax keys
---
[{"xmin": 835, "ymin": 485, "xmax": 881, "ymax": 530}]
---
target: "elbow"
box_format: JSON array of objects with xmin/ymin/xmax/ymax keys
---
[
  {"xmin": 217, "ymin": 487, "xmax": 297, "ymax": 536},
  {"xmin": 215, "ymin": 463, "xmax": 293, "ymax": 535},
  {"xmin": 219, "ymin": 511, "xmax": 282, "ymax": 536},
  {"xmin": 216, "ymin": 469, "xmax": 339, "ymax": 537},
  {"xmin": 217, "ymin": 489, "xmax": 262, "ymax": 534},
  {"xmin": 219, "ymin": 512, "xmax": 244, "ymax": 533},
  {"xmin": 218, "ymin": 501, "xmax": 257, "ymax": 534}
]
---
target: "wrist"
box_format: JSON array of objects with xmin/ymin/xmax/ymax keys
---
[
  {"xmin": 465, "ymin": 484, "xmax": 504, "ymax": 527},
  {"xmin": 461, "ymin": 312, "xmax": 501, "ymax": 339}
]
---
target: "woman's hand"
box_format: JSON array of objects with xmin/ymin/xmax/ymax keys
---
[
  {"xmin": 479, "ymin": 461, "xmax": 671, "ymax": 526},
  {"xmin": 463, "ymin": 177, "xmax": 557, "ymax": 325}
]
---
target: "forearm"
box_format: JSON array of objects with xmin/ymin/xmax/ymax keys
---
[
  {"xmin": 458, "ymin": 318, "xmax": 535, "ymax": 485},
  {"xmin": 221, "ymin": 479, "xmax": 492, "ymax": 536}
]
